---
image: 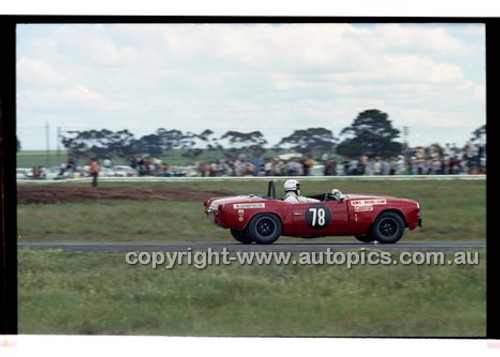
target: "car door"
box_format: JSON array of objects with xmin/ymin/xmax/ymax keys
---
[{"xmin": 290, "ymin": 200, "xmax": 349, "ymax": 236}]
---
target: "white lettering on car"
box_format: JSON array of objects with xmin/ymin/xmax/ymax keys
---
[
  {"xmin": 354, "ymin": 205, "xmax": 374, "ymax": 212},
  {"xmin": 233, "ymin": 203, "xmax": 266, "ymax": 209},
  {"xmin": 350, "ymin": 199, "xmax": 387, "ymax": 207}
]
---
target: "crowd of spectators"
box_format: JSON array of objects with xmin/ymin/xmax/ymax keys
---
[
  {"xmin": 191, "ymin": 142, "xmax": 486, "ymax": 177},
  {"xmin": 22, "ymin": 142, "xmax": 486, "ymax": 180}
]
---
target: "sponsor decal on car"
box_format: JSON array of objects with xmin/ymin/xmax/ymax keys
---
[
  {"xmin": 354, "ymin": 205, "xmax": 374, "ymax": 212},
  {"xmin": 350, "ymin": 199, "xmax": 387, "ymax": 207},
  {"xmin": 233, "ymin": 203, "xmax": 266, "ymax": 209}
]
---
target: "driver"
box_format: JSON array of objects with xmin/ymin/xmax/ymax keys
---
[
  {"xmin": 331, "ymin": 188, "xmax": 344, "ymax": 201},
  {"xmin": 283, "ymin": 179, "xmax": 320, "ymax": 204}
]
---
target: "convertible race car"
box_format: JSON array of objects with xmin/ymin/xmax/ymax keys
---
[{"xmin": 203, "ymin": 181, "xmax": 422, "ymax": 244}]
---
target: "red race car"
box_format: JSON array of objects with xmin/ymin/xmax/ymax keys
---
[{"xmin": 204, "ymin": 180, "xmax": 421, "ymax": 244}]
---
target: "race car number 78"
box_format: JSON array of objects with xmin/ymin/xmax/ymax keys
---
[{"xmin": 309, "ymin": 207, "xmax": 326, "ymax": 227}]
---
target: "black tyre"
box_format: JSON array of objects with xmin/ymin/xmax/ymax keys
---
[
  {"xmin": 230, "ymin": 229, "xmax": 253, "ymax": 244},
  {"xmin": 247, "ymin": 214, "xmax": 282, "ymax": 244},
  {"xmin": 355, "ymin": 234, "xmax": 375, "ymax": 243},
  {"xmin": 370, "ymin": 211, "xmax": 405, "ymax": 244}
]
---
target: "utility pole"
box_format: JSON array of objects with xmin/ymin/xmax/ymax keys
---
[
  {"xmin": 57, "ymin": 126, "xmax": 61, "ymax": 163},
  {"xmin": 45, "ymin": 121, "xmax": 50, "ymax": 168},
  {"xmin": 403, "ymin": 126, "xmax": 409, "ymax": 147}
]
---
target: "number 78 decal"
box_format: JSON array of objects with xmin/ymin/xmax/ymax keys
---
[{"xmin": 306, "ymin": 206, "xmax": 331, "ymax": 228}]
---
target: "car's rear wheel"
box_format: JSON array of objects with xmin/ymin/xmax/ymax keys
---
[
  {"xmin": 247, "ymin": 214, "xmax": 282, "ymax": 244},
  {"xmin": 355, "ymin": 234, "xmax": 375, "ymax": 243},
  {"xmin": 371, "ymin": 211, "xmax": 405, "ymax": 244},
  {"xmin": 230, "ymin": 229, "xmax": 253, "ymax": 244}
]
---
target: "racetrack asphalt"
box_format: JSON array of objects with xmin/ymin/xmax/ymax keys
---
[{"xmin": 18, "ymin": 241, "xmax": 485, "ymax": 252}]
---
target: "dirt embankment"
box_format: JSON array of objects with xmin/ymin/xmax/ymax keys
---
[{"xmin": 17, "ymin": 186, "xmax": 233, "ymax": 204}]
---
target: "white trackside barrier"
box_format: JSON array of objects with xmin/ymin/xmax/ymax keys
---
[{"xmin": 17, "ymin": 174, "xmax": 486, "ymax": 184}]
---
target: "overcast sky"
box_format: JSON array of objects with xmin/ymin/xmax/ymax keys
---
[{"xmin": 16, "ymin": 22, "xmax": 486, "ymax": 150}]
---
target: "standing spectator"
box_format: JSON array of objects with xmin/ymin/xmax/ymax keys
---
[
  {"xmin": 129, "ymin": 157, "xmax": 136, "ymax": 170},
  {"xmin": 471, "ymin": 143, "xmax": 481, "ymax": 173},
  {"xmin": 425, "ymin": 156, "xmax": 433, "ymax": 175},
  {"xmin": 364, "ymin": 157, "xmax": 374, "ymax": 176},
  {"xmin": 302, "ymin": 159, "xmax": 309, "ymax": 176},
  {"xmin": 152, "ymin": 157, "xmax": 162, "ymax": 174},
  {"xmin": 136, "ymin": 156, "xmax": 144, "ymax": 176},
  {"xmin": 238, "ymin": 160, "xmax": 247, "ymax": 176},
  {"xmin": 209, "ymin": 161, "xmax": 217, "ymax": 177},
  {"xmin": 409, "ymin": 157, "xmax": 416, "ymax": 175},
  {"xmin": 66, "ymin": 158, "xmax": 76, "ymax": 173},
  {"xmin": 342, "ymin": 157, "xmax": 351, "ymax": 176},
  {"xmin": 373, "ymin": 157, "xmax": 382, "ymax": 175},
  {"xmin": 287, "ymin": 160, "xmax": 302, "ymax": 176},
  {"xmin": 248, "ymin": 161, "xmax": 258, "ymax": 176},
  {"xmin": 58, "ymin": 162, "xmax": 66, "ymax": 177},
  {"xmin": 349, "ymin": 158, "xmax": 359, "ymax": 176},
  {"xmin": 264, "ymin": 159, "xmax": 273, "ymax": 176},
  {"xmin": 330, "ymin": 157, "xmax": 337, "ymax": 176},
  {"xmin": 432, "ymin": 159, "xmax": 442, "ymax": 175},
  {"xmin": 143, "ymin": 157, "xmax": 151, "ymax": 176},
  {"xmin": 32, "ymin": 166, "xmax": 41, "ymax": 179},
  {"xmin": 357, "ymin": 156, "xmax": 366, "ymax": 175},
  {"xmin": 89, "ymin": 158, "xmax": 99, "ymax": 187},
  {"xmin": 162, "ymin": 162, "xmax": 170, "ymax": 176},
  {"xmin": 220, "ymin": 160, "xmax": 230, "ymax": 176},
  {"xmin": 443, "ymin": 155, "xmax": 450, "ymax": 174},
  {"xmin": 279, "ymin": 160, "xmax": 288, "ymax": 176},
  {"xmin": 450, "ymin": 143, "xmax": 458, "ymax": 159},
  {"xmin": 396, "ymin": 156, "xmax": 405, "ymax": 175},
  {"xmin": 324, "ymin": 157, "xmax": 336, "ymax": 176},
  {"xmin": 389, "ymin": 157, "xmax": 396, "ymax": 175},
  {"xmin": 381, "ymin": 158, "xmax": 391, "ymax": 175},
  {"xmin": 443, "ymin": 143, "xmax": 452, "ymax": 158},
  {"xmin": 449, "ymin": 156, "xmax": 458, "ymax": 174},
  {"xmin": 199, "ymin": 162, "xmax": 207, "ymax": 177},
  {"xmin": 304, "ymin": 155, "xmax": 315, "ymax": 176}
]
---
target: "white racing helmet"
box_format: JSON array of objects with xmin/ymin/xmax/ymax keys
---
[
  {"xmin": 331, "ymin": 188, "xmax": 342, "ymax": 200},
  {"xmin": 284, "ymin": 179, "xmax": 300, "ymax": 194}
]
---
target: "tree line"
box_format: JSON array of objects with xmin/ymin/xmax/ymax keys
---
[{"xmin": 57, "ymin": 109, "xmax": 485, "ymax": 161}]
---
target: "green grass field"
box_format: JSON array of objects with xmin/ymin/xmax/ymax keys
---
[
  {"xmin": 18, "ymin": 249, "xmax": 485, "ymax": 336},
  {"xmin": 17, "ymin": 178, "xmax": 486, "ymax": 336},
  {"xmin": 16, "ymin": 150, "xmax": 65, "ymax": 168},
  {"xmin": 16, "ymin": 148, "xmax": 288, "ymax": 168},
  {"xmin": 17, "ymin": 179, "xmax": 486, "ymax": 243}
]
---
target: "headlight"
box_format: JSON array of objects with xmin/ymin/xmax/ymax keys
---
[{"xmin": 416, "ymin": 202, "xmax": 420, "ymax": 210}]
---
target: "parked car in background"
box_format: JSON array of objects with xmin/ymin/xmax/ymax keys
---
[
  {"xmin": 16, "ymin": 168, "xmax": 32, "ymax": 180},
  {"xmin": 163, "ymin": 166, "xmax": 200, "ymax": 177},
  {"xmin": 113, "ymin": 165, "xmax": 138, "ymax": 177},
  {"xmin": 42, "ymin": 167, "xmax": 61, "ymax": 180},
  {"xmin": 99, "ymin": 167, "xmax": 115, "ymax": 177}
]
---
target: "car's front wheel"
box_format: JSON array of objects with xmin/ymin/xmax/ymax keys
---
[
  {"xmin": 247, "ymin": 214, "xmax": 282, "ymax": 244},
  {"xmin": 371, "ymin": 211, "xmax": 405, "ymax": 244},
  {"xmin": 230, "ymin": 229, "xmax": 253, "ymax": 244}
]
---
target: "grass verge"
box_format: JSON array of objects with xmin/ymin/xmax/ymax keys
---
[
  {"xmin": 18, "ymin": 249, "xmax": 485, "ymax": 336},
  {"xmin": 17, "ymin": 180, "xmax": 485, "ymax": 243}
]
